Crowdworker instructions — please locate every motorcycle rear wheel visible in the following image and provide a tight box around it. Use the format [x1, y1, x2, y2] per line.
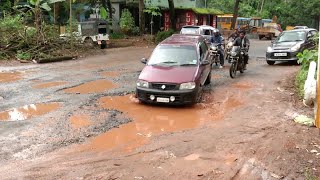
[229, 62, 237, 78]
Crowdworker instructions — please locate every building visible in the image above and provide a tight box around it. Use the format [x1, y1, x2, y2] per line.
[144, 0, 223, 30]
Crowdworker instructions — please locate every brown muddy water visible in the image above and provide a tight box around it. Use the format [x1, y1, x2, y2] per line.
[81, 92, 243, 152]
[0, 103, 61, 121]
[0, 72, 21, 83]
[64, 80, 117, 94]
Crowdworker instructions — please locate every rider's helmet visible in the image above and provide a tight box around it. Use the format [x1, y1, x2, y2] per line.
[213, 29, 220, 37]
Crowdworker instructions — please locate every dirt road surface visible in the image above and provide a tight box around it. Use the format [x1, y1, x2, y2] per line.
[0, 40, 319, 179]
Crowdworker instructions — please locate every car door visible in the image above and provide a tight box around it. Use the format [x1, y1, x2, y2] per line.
[199, 41, 211, 85]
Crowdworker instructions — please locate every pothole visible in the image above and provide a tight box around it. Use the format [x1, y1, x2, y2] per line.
[64, 80, 117, 94]
[0, 72, 22, 83]
[0, 102, 61, 121]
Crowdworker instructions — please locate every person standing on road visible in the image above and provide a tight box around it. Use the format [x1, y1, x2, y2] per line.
[233, 31, 250, 69]
[210, 29, 225, 68]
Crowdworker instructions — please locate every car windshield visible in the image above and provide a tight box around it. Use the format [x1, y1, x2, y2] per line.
[276, 31, 306, 42]
[180, 27, 199, 34]
[148, 45, 198, 66]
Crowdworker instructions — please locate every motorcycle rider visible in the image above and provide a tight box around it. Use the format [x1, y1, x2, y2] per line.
[210, 29, 224, 68]
[233, 31, 250, 69]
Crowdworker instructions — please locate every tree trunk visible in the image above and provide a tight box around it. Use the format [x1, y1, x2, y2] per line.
[106, 0, 113, 32]
[139, 0, 145, 35]
[230, 0, 241, 30]
[260, 0, 265, 13]
[168, 0, 176, 31]
[101, 0, 113, 32]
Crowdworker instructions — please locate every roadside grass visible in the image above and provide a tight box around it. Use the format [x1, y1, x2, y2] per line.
[295, 68, 308, 98]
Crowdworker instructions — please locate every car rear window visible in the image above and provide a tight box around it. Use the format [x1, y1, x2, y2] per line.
[180, 27, 199, 34]
[276, 31, 306, 42]
[148, 45, 198, 66]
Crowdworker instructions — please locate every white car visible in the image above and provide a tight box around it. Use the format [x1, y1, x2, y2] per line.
[180, 25, 223, 44]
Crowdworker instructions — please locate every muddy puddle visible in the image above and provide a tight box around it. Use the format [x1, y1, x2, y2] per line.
[64, 80, 117, 94]
[69, 114, 91, 129]
[82, 93, 243, 151]
[33, 81, 67, 89]
[0, 72, 21, 83]
[0, 103, 61, 121]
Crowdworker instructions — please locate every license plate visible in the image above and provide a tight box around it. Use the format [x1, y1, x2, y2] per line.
[156, 97, 170, 103]
[274, 53, 287, 56]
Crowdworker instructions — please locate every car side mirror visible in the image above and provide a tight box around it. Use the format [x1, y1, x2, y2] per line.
[201, 60, 210, 66]
[141, 58, 148, 64]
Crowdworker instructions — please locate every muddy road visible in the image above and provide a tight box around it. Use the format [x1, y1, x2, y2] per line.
[0, 40, 319, 179]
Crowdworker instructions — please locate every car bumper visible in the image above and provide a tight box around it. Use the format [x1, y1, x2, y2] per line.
[266, 51, 299, 61]
[136, 87, 198, 105]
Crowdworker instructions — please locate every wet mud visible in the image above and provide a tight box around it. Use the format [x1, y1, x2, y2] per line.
[69, 114, 91, 129]
[100, 71, 120, 78]
[0, 103, 61, 121]
[33, 81, 67, 89]
[0, 72, 21, 83]
[64, 80, 117, 94]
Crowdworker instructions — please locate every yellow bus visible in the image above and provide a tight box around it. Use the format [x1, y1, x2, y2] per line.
[217, 14, 251, 30]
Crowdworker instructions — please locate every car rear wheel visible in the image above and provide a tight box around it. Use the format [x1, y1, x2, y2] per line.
[267, 60, 275, 65]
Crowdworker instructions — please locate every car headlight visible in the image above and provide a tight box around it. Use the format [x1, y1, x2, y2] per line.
[267, 46, 273, 52]
[179, 82, 196, 90]
[211, 46, 217, 51]
[136, 80, 149, 88]
[231, 51, 237, 56]
[291, 44, 301, 51]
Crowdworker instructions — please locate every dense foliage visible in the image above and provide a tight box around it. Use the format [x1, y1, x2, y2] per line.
[208, 0, 320, 28]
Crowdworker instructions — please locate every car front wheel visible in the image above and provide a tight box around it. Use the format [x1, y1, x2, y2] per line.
[267, 60, 275, 65]
[205, 71, 211, 85]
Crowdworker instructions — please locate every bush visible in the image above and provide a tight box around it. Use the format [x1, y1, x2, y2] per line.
[109, 32, 125, 39]
[119, 9, 135, 35]
[295, 49, 318, 97]
[16, 51, 31, 60]
[131, 26, 140, 36]
[155, 29, 174, 43]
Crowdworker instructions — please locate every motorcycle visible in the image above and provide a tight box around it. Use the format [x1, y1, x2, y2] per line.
[229, 46, 247, 78]
[209, 43, 223, 66]
[225, 38, 234, 62]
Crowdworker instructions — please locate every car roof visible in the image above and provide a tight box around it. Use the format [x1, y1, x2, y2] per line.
[284, 28, 317, 33]
[159, 34, 204, 46]
[181, 25, 216, 29]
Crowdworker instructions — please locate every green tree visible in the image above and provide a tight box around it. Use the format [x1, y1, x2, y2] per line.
[119, 9, 135, 35]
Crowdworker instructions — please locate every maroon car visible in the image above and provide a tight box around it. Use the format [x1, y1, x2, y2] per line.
[136, 34, 212, 105]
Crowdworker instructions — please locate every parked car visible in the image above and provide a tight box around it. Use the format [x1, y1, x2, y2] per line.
[136, 34, 212, 105]
[180, 25, 222, 44]
[266, 28, 318, 65]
